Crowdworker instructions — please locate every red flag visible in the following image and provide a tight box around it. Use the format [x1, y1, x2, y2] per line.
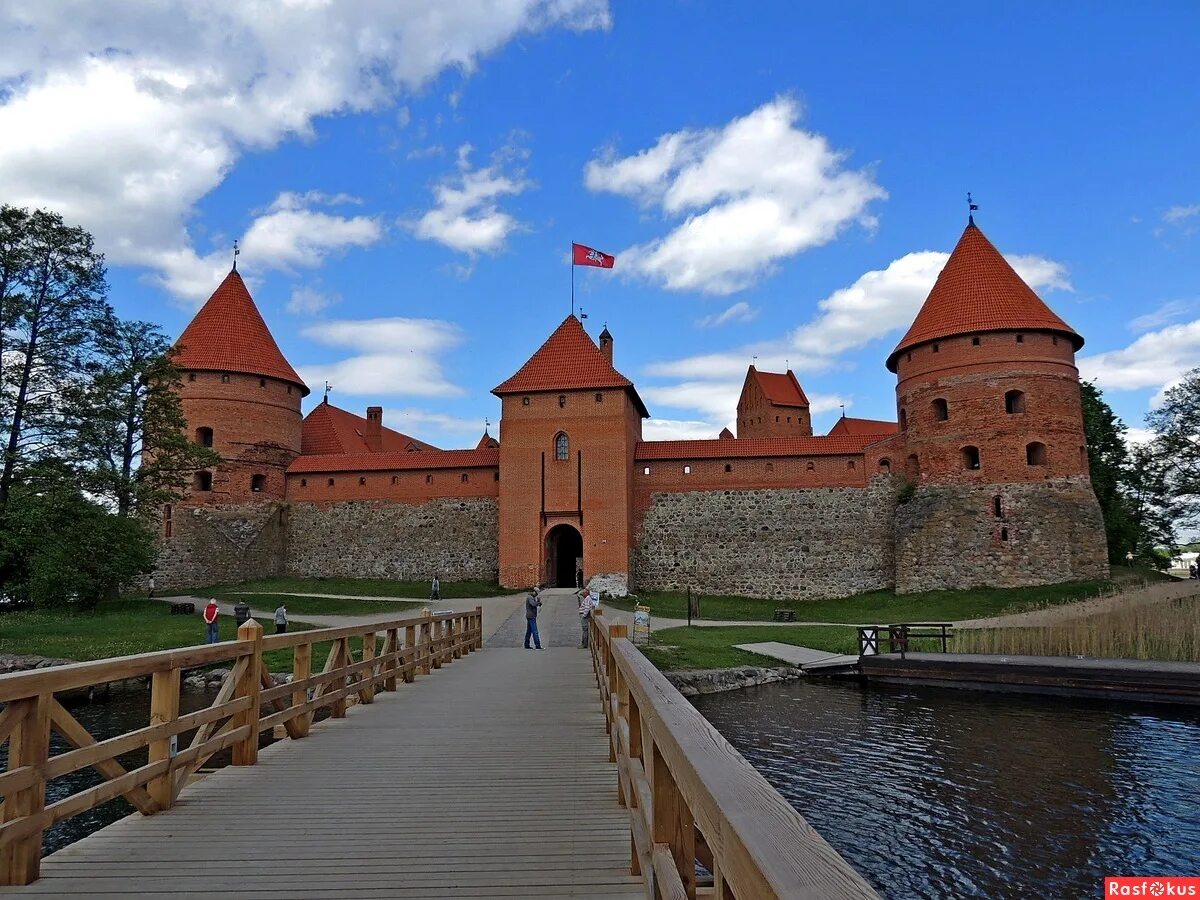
[572, 242, 615, 268]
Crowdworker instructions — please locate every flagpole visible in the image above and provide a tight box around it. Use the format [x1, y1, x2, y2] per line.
[570, 242, 575, 317]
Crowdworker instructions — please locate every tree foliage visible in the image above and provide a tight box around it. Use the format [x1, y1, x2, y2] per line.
[1145, 369, 1200, 528]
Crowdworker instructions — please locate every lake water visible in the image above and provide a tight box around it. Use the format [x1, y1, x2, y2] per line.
[693, 679, 1200, 899]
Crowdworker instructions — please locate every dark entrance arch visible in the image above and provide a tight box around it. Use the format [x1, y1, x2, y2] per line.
[545, 524, 583, 588]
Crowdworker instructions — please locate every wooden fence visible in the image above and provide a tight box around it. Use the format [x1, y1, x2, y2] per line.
[0, 607, 482, 886]
[589, 612, 878, 900]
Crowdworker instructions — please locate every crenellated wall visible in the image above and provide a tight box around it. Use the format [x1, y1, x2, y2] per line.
[632, 479, 899, 600]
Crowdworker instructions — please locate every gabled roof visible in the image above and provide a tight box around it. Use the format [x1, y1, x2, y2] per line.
[827, 416, 899, 437]
[887, 222, 1083, 371]
[635, 434, 888, 461]
[718, 427, 735, 440]
[492, 316, 649, 417]
[748, 367, 809, 408]
[476, 430, 500, 449]
[288, 447, 498, 475]
[301, 402, 439, 455]
[174, 269, 309, 394]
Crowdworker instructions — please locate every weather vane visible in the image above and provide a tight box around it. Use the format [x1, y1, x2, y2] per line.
[323, 380, 332, 403]
[839, 402, 846, 418]
[967, 192, 979, 225]
[232, 239, 240, 272]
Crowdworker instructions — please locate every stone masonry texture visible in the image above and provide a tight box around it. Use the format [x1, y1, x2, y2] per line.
[154, 501, 287, 590]
[894, 477, 1109, 593]
[632, 481, 898, 600]
[286, 499, 498, 582]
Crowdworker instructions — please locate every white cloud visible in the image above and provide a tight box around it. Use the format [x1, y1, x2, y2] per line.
[1079, 319, 1200, 393]
[1129, 299, 1196, 333]
[0, 2, 609, 299]
[696, 301, 759, 328]
[1163, 204, 1200, 224]
[585, 96, 886, 294]
[411, 144, 530, 254]
[1125, 427, 1156, 447]
[383, 407, 488, 439]
[287, 285, 339, 316]
[299, 317, 465, 398]
[642, 418, 727, 441]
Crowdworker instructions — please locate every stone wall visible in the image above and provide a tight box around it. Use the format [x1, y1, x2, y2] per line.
[154, 501, 287, 589]
[286, 498, 498, 581]
[632, 480, 898, 600]
[894, 477, 1109, 593]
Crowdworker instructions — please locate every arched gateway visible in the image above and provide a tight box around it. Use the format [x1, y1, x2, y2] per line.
[545, 524, 583, 588]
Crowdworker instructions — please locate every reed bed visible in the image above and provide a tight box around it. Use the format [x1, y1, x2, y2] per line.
[954, 594, 1200, 662]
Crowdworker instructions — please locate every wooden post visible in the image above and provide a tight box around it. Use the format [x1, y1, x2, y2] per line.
[292, 641, 312, 737]
[606, 624, 626, 762]
[627, 692, 643, 876]
[331, 638, 349, 718]
[431, 620, 443, 670]
[382, 629, 398, 692]
[359, 631, 376, 703]
[475, 606, 484, 649]
[232, 619, 263, 766]
[0, 694, 50, 885]
[652, 741, 697, 899]
[148, 668, 181, 809]
[404, 624, 417, 683]
[420, 617, 433, 674]
[446, 616, 458, 661]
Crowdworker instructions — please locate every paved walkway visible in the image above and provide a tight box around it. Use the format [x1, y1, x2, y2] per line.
[487, 589, 588, 649]
[9, 641, 640, 897]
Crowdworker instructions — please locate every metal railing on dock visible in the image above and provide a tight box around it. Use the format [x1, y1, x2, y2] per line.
[0, 607, 482, 886]
[589, 611, 878, 900]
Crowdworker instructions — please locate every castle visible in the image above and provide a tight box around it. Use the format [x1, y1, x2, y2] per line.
[154, 220, 1110, 597]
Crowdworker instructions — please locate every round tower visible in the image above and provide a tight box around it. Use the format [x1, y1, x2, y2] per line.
[173, 267, 308, 503]
[887, 221, 1089, 486]
[886, 219, 1108, 592]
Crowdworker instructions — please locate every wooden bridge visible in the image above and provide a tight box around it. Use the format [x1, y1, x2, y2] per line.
[0, 594, 876, 899]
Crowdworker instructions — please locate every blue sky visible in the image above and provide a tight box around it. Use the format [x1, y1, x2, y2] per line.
[3, 2, 1198, 446]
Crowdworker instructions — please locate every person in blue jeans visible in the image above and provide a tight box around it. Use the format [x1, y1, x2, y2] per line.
[524, 587, 543, 650]
[203, 599, 220, 644]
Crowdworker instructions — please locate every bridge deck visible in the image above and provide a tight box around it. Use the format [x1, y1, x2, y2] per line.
[6, 597, 641, 898]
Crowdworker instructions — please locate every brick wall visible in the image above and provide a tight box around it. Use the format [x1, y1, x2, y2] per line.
[736, 374, 812, 438]
[153, 501, 288, 589]
[284, 466, 499, 503]
[632, 479, 898, 600]
[286, 498, 498, 581]
[894, 477, 1109, 592]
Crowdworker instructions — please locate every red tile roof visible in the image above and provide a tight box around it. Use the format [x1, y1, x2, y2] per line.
[887, 222, 1082, 371]
[476, 430, 500, 449]
[827, 416, 899, 437]
[635, 434, 887, 461]
[288, 447, 499, 475]
[750, 367, 809, 407]
[301, 402, 439, 455]
[174, 269, 308, 394]
[493, 316, 649, 416]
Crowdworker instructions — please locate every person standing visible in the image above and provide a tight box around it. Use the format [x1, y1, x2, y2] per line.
[524, 587, 543, 650]
[274, 603, 288, 634]
[430, 574, 441, 602]
[147, 575, 156, 601]
[203, 599, 220, 644]
[578, 588, 595, 649]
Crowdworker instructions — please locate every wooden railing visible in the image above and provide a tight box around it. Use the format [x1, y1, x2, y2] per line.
[589, 612, 878, 900]
[0, 606, 482, 885]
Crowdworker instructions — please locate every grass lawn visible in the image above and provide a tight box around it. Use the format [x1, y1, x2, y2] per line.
[214, 593, 424, 617]
[605, 567, 1174, 625]
[179, 575, 519, 600]
[640, 625, 860, 670]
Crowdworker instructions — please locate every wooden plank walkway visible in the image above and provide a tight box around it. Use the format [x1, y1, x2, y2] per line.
[3, 642, 642, 898]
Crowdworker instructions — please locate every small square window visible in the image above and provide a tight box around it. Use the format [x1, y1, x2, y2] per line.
[287, 385, 292, 394]
[221, 374, 230, 383]
[1052, 336, 1059, 345]
[327, 478, 334, 487]
[643, 467, 650, 476]
[300, 478, 307, 487]
[558, 394, 566, 408]
[426, 474, 433, 484]
[259, 378, 266, 387]
[932, 343, 939, 353]
[595, 392, 603, 403]
[972, 336, 980, 346]
[188, 373, 196, 382]
[724, 464, 731, 473]
[683, 465, 691, 475]
[522, 397, 530, 406]
[1016, 334, 1024, 343]
[359, 476, 366, 486]
[461, 473, 469, 483]
[391, 475, 398, 485]
[494, 472, 500, 481]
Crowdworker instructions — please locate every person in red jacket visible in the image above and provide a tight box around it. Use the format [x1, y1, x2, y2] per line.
[203, 599, 220, 644]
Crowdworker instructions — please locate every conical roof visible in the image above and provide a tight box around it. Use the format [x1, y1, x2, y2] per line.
[493, 316, 648, 416]
[886, 222, 1082, 372]
[174, 270, 309, 394]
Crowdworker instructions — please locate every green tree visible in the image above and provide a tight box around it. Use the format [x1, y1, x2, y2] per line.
[1124, 441, 1178, 566]
[66, 314, 219, 517]
[1080, 380, 1138, 561]
[0, 206, 109, 508]
[1145, 368, 1200, 527]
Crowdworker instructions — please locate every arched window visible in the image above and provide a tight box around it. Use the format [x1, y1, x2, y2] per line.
[1000, 527, 1010, 541]
[327, 478, 335, 487]
[899, 408, 908, 431]
[195, 426, 213, 447]
[300, 478, 307, 488]
[879, 458, 891, 473]
[806, 461, 815, 472]
[993, 495, 1003, 518]
[1026, 442, 1047, 466]
[426, 474, 433, 484]
[847, 460, 856, 470]
[359, 476, 366, 486]
[194, 471, 212, 491]
[724, 464, 731, 473]
[1006, 390, 1026, 414]
[683, 465, 691, 475]
[251, 474, 266, 492]
[461, 473, 469, 483]
[391, 475, 398, 485]
[932, 398, 948, 421]
[554, 432, 569, 461]
[962, 446, 981, 470]
[558, 394, 567, 408]
[765, 462, 775, 474]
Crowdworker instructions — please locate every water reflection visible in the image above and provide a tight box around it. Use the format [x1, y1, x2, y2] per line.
[693, 680, 1200, 899]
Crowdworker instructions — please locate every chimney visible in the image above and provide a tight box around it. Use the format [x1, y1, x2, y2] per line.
[599, 325, 613, 364]
[365, 406, 383, 452]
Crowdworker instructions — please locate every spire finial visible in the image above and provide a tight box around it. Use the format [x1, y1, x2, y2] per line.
[484, 416, 491, 436]
[323, 380, 332, 404]
[232, 238, 240, 272]
[839, 402, 846, 419]
[967, 192, 979, 226]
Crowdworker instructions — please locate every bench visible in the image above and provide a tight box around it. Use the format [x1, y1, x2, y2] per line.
[169, 601, 195, 615]
[773, 608, 796, 622]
